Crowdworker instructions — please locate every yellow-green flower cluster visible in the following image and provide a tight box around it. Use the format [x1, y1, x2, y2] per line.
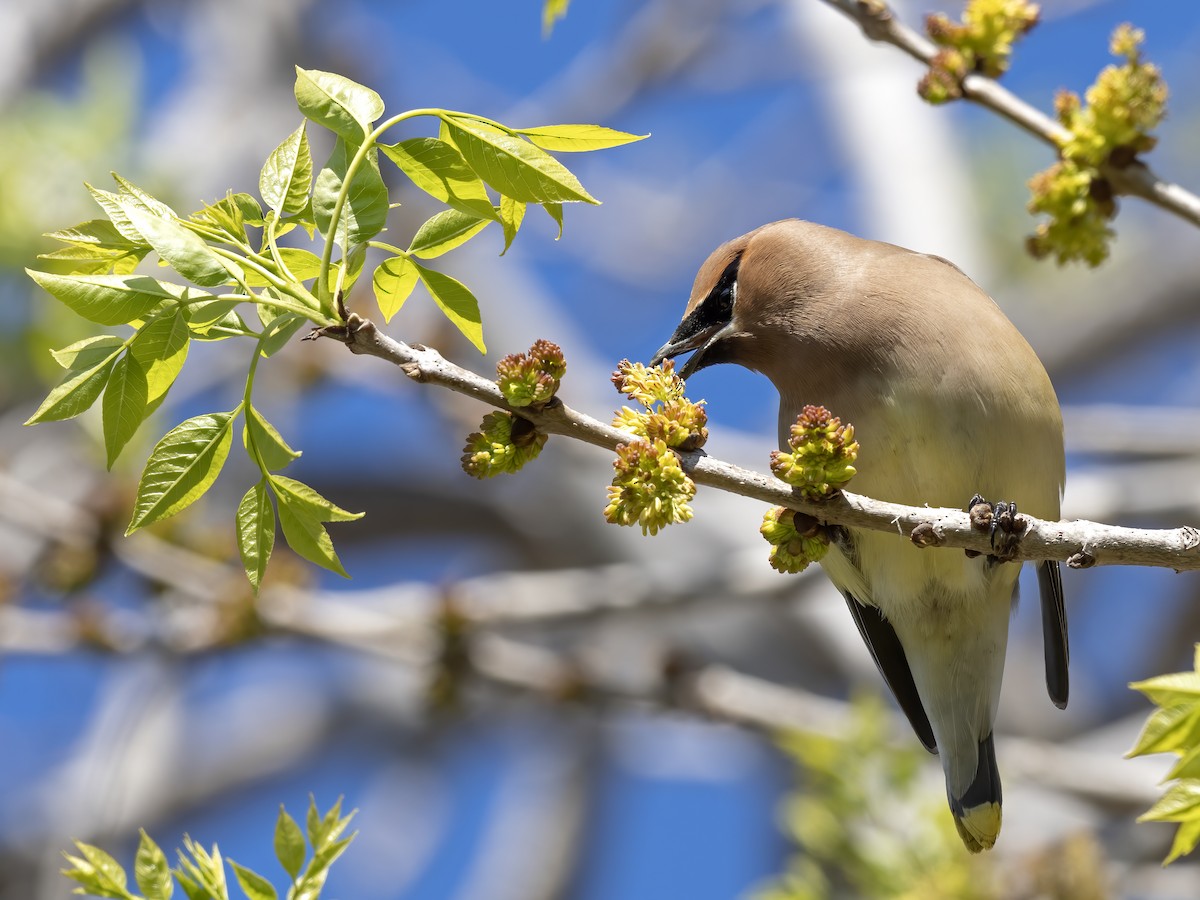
[919, 0, 1040, 102]
[461, 411, 547, 478]
[770, 405, 859, 501]
[1027, 24, 1168, 266]
[604, 438, 695, 536]
[496, 338, 567, 410]
[604, 359, 706, 536]
[611, 358, 708, 452]
[760, 507, 829, 574]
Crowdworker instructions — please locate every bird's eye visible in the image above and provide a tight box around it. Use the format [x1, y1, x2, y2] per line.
[696, 255, 740, 329]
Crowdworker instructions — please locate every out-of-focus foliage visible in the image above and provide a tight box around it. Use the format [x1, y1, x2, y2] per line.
[753, 696, 1113, 899]
[752, 695, 998, 900]
[64, 798, 356, 900]
[1129, 645, 1200, 864]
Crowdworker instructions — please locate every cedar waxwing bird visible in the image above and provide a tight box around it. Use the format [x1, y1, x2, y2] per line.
[652, 219, 1068, 852]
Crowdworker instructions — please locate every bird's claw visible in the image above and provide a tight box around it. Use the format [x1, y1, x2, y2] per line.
[967, 494, 1023, 563]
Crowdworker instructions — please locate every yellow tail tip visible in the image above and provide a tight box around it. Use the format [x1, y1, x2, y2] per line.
[953, 802, 1002, 853]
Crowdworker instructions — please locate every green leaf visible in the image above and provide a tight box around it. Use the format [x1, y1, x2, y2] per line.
[371, 255, 420, 323]
[259, 312, 307, 357]
[185, 299, 248, 332]
[1128, 704, 1200, 757]
[245, 406, 301, 471]
[312, 137, 389, 249]
[244, 247, 323, 287]
[515, 123, 647, 151]
[112, 172, 177, 220]
[1168, 742, 1200, 781]
[260, 123, 313, 216]
[380, 138, 499, 222]
[543, 202, 564, 239]
[131, 308, 191, 403]
[62, 841, 133, 900]
[1131, 671, 1200, 707]
[413, 261, 486, 352]
[27, 339, 123, 424]
[1165, 813, 1200, 864]
[274, 806, 306, 880]
[270, 475, 362, 523]
[135, 829, 174, 900]
[121, 204, 234, 288]
[294, 67, 384, 141]
[442, 115, 598, 204]
[87, 183, 149, 243]
[50, 334, 125, 369]
[127, 412, 235, 533]
[176, 837, 229, 900]
[230, 862, 277, 900]
[542, 0, 570, 36]
[497, 195, 525, 255]
[26, 270, 205, 326]
[37, 242, 148, 276]
[271, 476, 362, 578]
[1139, 779, 1200, 823]
[328, 243, 368, 295]
[408, 209, 491, 259]
[46, 218, 138, 248]
[102, 353, 149, 468]
[236, 480, 275, 591]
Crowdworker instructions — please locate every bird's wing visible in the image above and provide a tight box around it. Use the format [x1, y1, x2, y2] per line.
[843, 592, 937, 752]
[1037, 561, 1069, 708]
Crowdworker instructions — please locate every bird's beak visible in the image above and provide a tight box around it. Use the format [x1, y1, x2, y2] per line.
[651, 321, 731, 380]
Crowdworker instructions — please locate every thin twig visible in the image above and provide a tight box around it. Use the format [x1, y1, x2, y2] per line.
[816, 0, 1200, 228]
[320, 316, 1200, 572]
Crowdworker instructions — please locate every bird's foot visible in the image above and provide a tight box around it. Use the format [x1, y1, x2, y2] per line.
[967, 494, 1023, 563]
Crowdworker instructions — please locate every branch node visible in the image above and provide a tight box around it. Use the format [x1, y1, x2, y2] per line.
[910, 522, 945, 548]
[1067, 549, 1097, 569]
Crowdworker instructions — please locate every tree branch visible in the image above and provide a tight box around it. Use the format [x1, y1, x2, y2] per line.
[817, 0, 1200, 228]
[319, 315, 1200, 571]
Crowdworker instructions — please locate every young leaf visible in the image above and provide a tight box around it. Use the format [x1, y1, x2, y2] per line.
[87, 183, 148, 243]
[61, 841, 132, 899]
[50, 334, 125, 369]
[441, 115, 598, 204]
[380, 138, 499, 223]
[543, 0, 570, 36]
[515, 123, 647, 151]
[270, 476, 362, 578]
[312, 138, 389, 249]
[27, 340, 123, 424]
[245, 406, 301, 471]
[543, 202, 564, 239]
[127, 412, 236, 533]
[135, 829, 174, 900]
[44, 217, 148, 275]
[294, 67, 384, 141]
[1128, 704, 1200, 758]
[121, 204, 234, 288]
[102, 353, 149, 468]
[497, 195, 525, 255]
[274, 806, 306, 880]
[372, 255, 419, 322]
[112, 172, 178, 220]
[1165, 814, 1200, 865]
[236, 480, 275, 591]
[243, 247, 323, 287]
[257, 311, 307, 358]
[328, 243, 368, 296]
[412, 261, 486, 352]
[26, 270, 202, 326]
[230, 862, 277, 900]
[190, 192, 262, 243]
[176, 837, 229, 900]
[130, 308, 191, 404]
[270, 475, 362, 523]
[260, 122, 313, 216]
[408, 209, 491, 259]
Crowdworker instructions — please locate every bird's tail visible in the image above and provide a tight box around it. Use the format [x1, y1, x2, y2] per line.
[948, 733, 1002, 853]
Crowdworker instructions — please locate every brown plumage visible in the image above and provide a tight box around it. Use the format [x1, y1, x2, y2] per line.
[653, 219, 1068, 852]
